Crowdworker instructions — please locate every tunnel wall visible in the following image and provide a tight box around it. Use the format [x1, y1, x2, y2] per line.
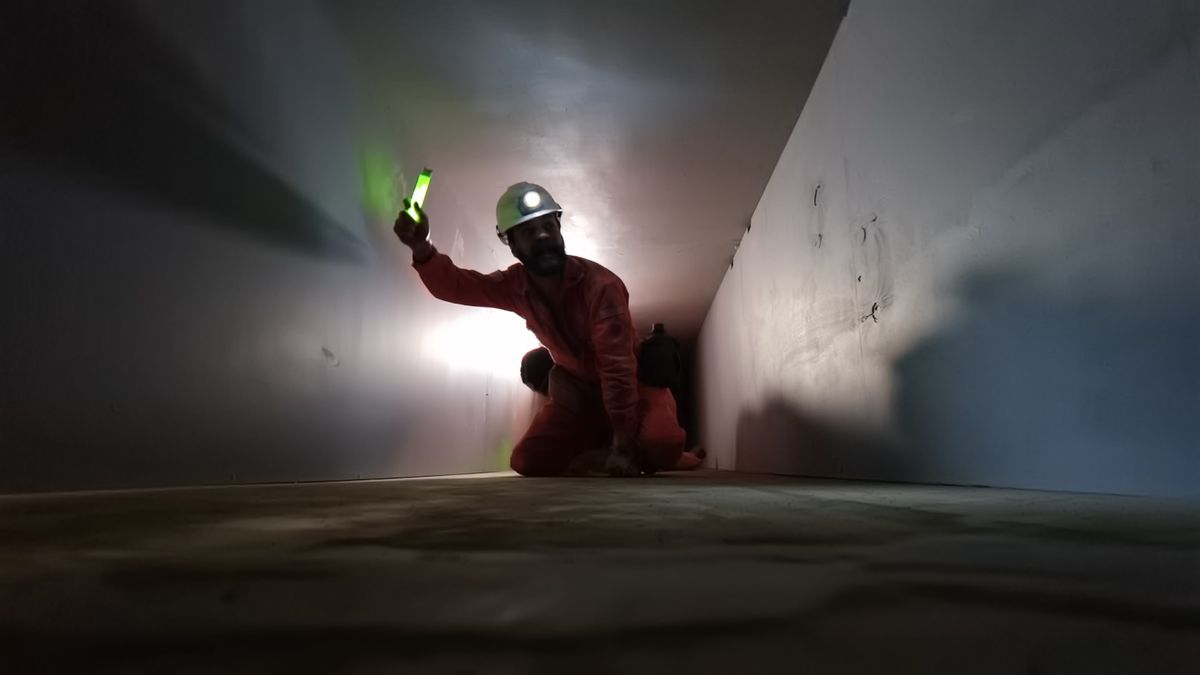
[696, 0, 1199, 497]
[1, 1, 537, 492]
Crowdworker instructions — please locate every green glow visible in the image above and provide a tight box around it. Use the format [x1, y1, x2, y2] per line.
[490, 438, 515, 471]
[405, 168, 433, 222]
[359, 149, 401, 220]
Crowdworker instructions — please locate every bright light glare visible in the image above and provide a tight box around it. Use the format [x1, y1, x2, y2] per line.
[564, 214, 602, 262]
[522, 190, 542, 209]
[421, 310, 540, 378]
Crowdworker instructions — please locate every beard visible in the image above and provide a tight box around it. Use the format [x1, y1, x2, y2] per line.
[517, 241, 567, 277]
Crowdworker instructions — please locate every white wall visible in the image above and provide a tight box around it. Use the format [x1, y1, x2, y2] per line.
[1, 1, 537, 491]
[697, 0, 1199, 497]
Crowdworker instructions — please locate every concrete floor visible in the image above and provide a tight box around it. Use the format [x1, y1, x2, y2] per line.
[1, 471, 1197, 673]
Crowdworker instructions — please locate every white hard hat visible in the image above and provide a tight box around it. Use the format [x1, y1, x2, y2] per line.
[496, 182, 562, 237]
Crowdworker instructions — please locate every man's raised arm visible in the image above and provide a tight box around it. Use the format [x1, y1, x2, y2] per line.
[394, 201, 516, 311]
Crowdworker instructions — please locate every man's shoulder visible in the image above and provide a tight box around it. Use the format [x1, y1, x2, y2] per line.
[492, 261, 525, 282]
[569, 257, 629, 319]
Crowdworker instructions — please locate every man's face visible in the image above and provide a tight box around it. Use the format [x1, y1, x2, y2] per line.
[507, 213, 566, 277]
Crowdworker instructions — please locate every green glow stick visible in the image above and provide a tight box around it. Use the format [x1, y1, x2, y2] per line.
[406, 168, 433, 222]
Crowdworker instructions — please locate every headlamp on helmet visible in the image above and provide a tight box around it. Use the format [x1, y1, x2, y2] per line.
[496, 182, 563, 244]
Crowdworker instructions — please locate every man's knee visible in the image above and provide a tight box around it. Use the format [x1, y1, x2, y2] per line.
[509, 445, 559, 477]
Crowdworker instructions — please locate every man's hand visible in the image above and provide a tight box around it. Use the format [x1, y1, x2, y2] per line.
[394, 200, 434, 263]
[563, 440, 642, 478]
[603, 435, 643, 477]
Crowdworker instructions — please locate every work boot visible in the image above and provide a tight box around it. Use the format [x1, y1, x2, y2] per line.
[671, 450, 703, 471]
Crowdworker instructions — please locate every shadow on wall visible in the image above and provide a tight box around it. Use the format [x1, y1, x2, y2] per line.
[2, 1, 365, 263]
[0, 1, 433, 491]
[734, 266, 1198, 498]
[736, 399, 912, 482]
[893, 267, 1198, 498]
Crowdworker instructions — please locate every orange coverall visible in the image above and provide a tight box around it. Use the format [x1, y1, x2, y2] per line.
[414, 250, 686, 475]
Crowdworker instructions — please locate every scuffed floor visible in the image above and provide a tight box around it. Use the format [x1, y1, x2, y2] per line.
[1, 470, 1197, 673]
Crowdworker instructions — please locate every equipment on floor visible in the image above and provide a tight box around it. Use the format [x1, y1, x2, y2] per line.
[638, 323, 683, 389]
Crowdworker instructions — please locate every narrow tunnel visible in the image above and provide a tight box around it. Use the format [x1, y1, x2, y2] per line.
[2, 1, 1198, 672]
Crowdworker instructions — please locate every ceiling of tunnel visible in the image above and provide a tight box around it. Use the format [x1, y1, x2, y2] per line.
[326, 0, 848, 341]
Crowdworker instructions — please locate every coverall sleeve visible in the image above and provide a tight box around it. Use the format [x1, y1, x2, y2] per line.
[413, 249, 517, 312]
[589, 283, 640, 439]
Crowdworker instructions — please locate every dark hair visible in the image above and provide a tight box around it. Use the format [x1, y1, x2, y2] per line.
[520, 347, 554, 395]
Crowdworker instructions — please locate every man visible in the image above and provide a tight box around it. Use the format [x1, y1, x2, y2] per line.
[638, 323, 683, 390]
[520, 341, 704, 471]
[637, 323, 706, 469]
[394, 182, 687, 477]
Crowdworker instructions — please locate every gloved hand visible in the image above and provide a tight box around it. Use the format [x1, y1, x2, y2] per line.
[393, 200, 434, 263]
[603, 435, 643, 477]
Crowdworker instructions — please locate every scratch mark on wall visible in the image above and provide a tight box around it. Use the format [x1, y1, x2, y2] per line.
[860, 301, 880, 323]
[321, 347, 339, 367]
[852, 214, 893, 328]
[810, 180, 826, 249]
